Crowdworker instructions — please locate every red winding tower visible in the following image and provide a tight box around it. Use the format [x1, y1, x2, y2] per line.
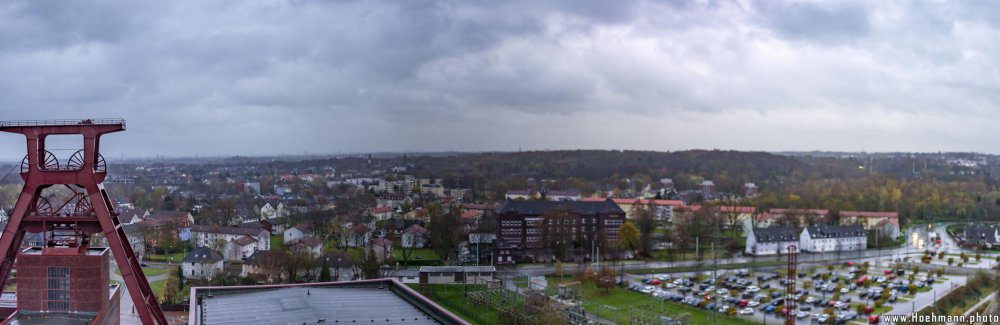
[0, 119, 166, 324]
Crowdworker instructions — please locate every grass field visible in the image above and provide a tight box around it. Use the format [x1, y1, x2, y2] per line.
[407, 284, 495, 325]
[115, 266, 172, 277]
[567, 280, 756, 324]
[146, 252, 186, 263]
[270, 236, 285, 250]
[394, 247, 442, 265]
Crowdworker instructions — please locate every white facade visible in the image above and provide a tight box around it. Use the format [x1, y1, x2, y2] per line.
[799, 226, 867, 253]
[191, 227, 270, 252]
[744, 228, 797, 256]
[284, 227, 307, 244]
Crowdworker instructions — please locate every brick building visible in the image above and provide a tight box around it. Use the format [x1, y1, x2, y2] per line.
[495, 199, 625, 264]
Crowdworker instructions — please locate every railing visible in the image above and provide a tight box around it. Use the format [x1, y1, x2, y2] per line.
[0, 118, 125, 128]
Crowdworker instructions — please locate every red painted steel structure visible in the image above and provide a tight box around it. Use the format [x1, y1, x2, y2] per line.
[0, 119, 166, 325]
[785, 245, 797, 325]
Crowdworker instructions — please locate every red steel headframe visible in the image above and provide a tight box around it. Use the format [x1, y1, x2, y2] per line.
[0, 119, 167, 325]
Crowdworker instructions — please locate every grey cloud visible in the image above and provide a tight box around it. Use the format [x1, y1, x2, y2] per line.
[0, 0, 998, 156]
[754, 1, 871, 42]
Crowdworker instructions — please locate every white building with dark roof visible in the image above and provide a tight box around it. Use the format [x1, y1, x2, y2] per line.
[183, 246, 225, 280]
[799, 225, 867, 253]
[745, 227, 797, 256]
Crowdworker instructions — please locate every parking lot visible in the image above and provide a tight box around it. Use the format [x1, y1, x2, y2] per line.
[624, 257, 967, 324]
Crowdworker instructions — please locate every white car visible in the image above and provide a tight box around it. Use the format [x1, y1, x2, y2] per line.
[748, 301, 760, 307]
[665, 283, 676, 289]
[739, 307, 754, 315]
[718, 306, 730, 313]
[816, 314, 830, 322]
[805, 296, 815, 304]
[716, 289, 729, 295]
[840, 288, 849, 294]
[796, 311, 809, 319]
[834, 301, 844, 309]
[673, 279, 684, 285]
[746, 286, 760, 293]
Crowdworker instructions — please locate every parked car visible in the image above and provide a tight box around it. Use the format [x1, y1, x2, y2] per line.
[739, 307, 754, 315]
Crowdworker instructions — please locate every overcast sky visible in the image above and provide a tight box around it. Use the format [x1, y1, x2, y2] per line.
[1, 0, 999, 159]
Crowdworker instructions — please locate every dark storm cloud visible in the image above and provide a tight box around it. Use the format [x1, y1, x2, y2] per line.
[0, 0, 999, 157]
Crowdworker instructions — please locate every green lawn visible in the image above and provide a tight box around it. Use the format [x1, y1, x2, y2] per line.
[572, 281, 755, 325]
[406, 284, 495, 325]
[394, 247, 442, 265]
[150, 280, 165, 300]
[114, 266, 173, 277]
[270, 236, 285, 250]
[146, 252, 186, 263]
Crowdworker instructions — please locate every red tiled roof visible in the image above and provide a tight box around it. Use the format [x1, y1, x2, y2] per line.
[840, 211, 898, 218]
[297, 236, 323, 247]
[293, 223, 313, 232]
[404, 224, 429, 234]
[463, 203, 496, 211]
[371, 237, 393, 248]
[461, 211, 482, 219]
[769, 208, 829, 215]
[233, 235, 258, 246]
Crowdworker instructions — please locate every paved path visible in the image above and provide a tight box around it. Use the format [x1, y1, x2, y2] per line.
[110, 260, 173, 325]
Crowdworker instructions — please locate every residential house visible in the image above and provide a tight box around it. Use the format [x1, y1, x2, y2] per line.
[964, 226, 1000, 247]
[401, 224, 429, 248]
[182, 247, 225, 280]
[340, 222, 373, 248]
[745, 227, 797, 256]
[799, 225, 867, 253]
[288, 236, 323, 258]
[839, 211, 900, 239]
[283, 224, 314, 244]
[140, 210, 195, 242]
[370, 237, 393, 263]
[190, 225, 270, 258]
[582, 198, 683, 223]
[371, 206, 395, 221]
[744, 208, 829, 234]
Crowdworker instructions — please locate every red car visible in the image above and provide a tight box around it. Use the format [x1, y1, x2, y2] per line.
[883, 269, 892, 275]
[868, 315, 879, 324]
[864, 306, 873, 314]
[650, 279, 662, 285]
[845, 261, 854, 266]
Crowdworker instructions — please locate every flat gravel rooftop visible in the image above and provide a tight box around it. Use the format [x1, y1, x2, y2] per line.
[200, 286, 440, 325]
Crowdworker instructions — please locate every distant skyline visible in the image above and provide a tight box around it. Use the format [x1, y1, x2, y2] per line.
[2, 1, 1000, 160]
